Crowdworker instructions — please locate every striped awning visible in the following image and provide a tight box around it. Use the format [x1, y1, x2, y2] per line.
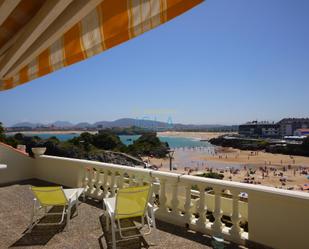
[0, 0, 203, 91]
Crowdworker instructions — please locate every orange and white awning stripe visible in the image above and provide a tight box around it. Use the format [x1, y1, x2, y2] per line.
[0, 0, 203, 91]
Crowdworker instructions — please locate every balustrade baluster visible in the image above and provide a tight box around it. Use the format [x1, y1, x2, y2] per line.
[171, 182, 179, 215]
[87, 168, 94, 196]
[212, 187, 223, 237]
[158, 179, 167, 214]
[89, 168, 98, 197]
[129, 174, 134, 187]
[230, 190, 242, 242]
[95, 170, 104, 200]
[83, 167, 90, 194]
[196, 185, 206, 230]
[148, 175, 155, 206]
[137, 176, 144, 186]
[102, 170, 109, 198]
[110, 171, 116, 197]
[184, 184, 192, 225]
[118, 171, 124, 189]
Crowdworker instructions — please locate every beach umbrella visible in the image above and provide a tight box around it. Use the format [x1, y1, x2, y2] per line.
[0, 0, 204, 91]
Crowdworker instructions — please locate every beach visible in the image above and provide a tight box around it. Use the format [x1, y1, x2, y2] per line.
[157, 131, 235, 140]
[146, 132, 309, 192]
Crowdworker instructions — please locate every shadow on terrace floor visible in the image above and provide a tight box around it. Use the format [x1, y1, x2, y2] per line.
[10, 206, 67, 247]
[98, 214, 248, 249]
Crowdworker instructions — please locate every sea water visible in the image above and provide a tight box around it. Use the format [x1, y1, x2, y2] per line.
[6, 132, 242, 169]
[6, 133, 211, 149]
[119, 135, 211, 148]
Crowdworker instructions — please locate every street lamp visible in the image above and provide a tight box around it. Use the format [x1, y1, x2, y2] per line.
[168, 149, 174, 171]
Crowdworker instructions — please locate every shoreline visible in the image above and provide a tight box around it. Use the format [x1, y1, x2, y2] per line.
[144, 143, 309, 191]
[157, 131, 235, 140]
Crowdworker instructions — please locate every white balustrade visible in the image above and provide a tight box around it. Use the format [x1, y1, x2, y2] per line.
[31, 155, 309, 249]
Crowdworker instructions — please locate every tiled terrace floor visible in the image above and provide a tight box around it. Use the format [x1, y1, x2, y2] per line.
[0, 180, 247, 249]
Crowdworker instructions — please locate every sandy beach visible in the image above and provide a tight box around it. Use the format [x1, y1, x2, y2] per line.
[145, 148, 309, 191]
[145, 132, 309, 192]
[157, 131, 235, 140]
[200, 147, 309, 166]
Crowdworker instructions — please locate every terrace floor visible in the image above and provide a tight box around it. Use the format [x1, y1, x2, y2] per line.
[0, 179, 247, 249]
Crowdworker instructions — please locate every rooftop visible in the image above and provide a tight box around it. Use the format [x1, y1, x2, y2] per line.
[1, 179, 247, 249]
[278, 118, 309, 123]
[241, 121, 277, 126]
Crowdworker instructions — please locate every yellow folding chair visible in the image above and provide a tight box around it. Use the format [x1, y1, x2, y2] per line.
[103, 185, 157, 249]
[28, 186, 84, 232]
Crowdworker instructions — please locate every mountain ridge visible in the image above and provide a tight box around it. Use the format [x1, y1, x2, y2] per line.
[11, 118, 236, 130]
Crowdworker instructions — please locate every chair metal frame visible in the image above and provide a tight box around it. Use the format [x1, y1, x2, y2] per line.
[103, 185, 157, 249]
[27, 186, 84, 232]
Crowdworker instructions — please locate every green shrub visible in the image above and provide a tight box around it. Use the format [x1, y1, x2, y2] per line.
[195, 172, 224, 180]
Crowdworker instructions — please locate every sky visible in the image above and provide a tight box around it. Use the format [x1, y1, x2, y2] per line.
[1, 0, 309, 126]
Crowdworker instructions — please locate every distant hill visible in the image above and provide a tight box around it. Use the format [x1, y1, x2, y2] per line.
[94, 118, 171, 129]
[74, 122, 94, 128]
[12, 121, 73, 128]
[51, 121, 74, 127]
[12, 122, 43, 128]
[11, 118, 238, 131]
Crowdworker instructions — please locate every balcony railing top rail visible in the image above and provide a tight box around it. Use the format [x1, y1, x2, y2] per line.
[41, 155, 309, 200]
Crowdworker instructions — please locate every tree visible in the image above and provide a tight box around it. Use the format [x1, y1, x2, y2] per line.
[196, 172, 224, 180]
[14, 132, 25, 141]
[302, 137, 309, 151]
[0, 122, 5, 142]
[127, 133, 169, 158]
[92, 132, 125, 151]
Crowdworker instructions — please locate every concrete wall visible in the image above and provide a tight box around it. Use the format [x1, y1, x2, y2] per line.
[0, 142, 34, 184]
[34, 155, 84, 188]
[248, 189, 309, 249]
